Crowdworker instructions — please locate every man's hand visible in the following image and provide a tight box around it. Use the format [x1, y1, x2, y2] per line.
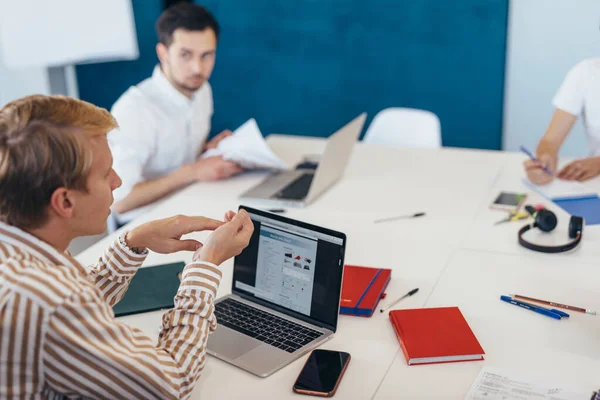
[204, 129, 233, 151]
[524, 153, 556, 185]
[125, 215, 224, 253]
[185, 155, 243, 182]
[557, 157, 600, 181]
[193, 210, 254, 265]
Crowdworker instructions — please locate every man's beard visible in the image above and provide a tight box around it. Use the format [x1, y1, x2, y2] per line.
[174, 74, 205, 93]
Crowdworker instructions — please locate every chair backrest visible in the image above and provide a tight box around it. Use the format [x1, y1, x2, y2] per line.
[363, 108, 441, 148]
[106, 211, 118, 234]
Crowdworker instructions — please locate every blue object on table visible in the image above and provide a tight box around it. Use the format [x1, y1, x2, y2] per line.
[500, 295, 562, 320]
[549, 308, 570, 318]
[554, 197, 600, 225]
[523, 178, 600, 225]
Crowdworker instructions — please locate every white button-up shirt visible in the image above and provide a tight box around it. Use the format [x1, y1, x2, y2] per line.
[109, 65, 213, 223]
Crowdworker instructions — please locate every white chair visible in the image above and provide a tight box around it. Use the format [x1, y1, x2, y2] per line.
[106, 211, 119, 234]
[362, 108, 442, 148]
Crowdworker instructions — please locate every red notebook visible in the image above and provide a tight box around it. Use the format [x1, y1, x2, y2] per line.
[340, 265, 391, 317]
[389, 307, 485, 365]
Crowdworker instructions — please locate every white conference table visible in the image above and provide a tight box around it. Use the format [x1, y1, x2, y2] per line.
[78, 135, 600, 399]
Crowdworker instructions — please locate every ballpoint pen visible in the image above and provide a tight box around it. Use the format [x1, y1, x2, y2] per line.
[520, 145, 553, 175]
[500, 295, 562, 320]
[380, 288, 419, 313]
[511, 293, 595, 315]
[512, 297, 570, 318]
[374, 213, 426, 224]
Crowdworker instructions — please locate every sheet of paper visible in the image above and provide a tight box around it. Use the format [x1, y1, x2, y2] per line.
[524, 178, 598, 201]
[464, 367, 591, 400]
[203, 119, 289, 170]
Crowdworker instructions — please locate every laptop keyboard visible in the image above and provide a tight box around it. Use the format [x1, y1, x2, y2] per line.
[274, 173, 314, 200]
[214, 298, 323, 353]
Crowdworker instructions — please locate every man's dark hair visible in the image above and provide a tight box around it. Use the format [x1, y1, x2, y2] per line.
[156, 2, 220, 46]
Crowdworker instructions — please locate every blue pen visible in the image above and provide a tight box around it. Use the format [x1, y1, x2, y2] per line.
[511, 297, 570, 318]
[500, 295, 562, 320]
[549, 308, 570, 318]
[519, 145, 553, 175]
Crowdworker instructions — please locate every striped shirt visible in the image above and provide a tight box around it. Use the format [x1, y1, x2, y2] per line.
[0, 221, 222, 399]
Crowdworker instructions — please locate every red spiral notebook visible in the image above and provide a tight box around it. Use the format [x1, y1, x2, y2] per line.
[339, 265, 391, 317]
[389, 307, 485, 365]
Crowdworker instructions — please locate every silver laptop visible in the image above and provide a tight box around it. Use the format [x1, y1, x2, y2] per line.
[207, 205, 346, 377]
[239, 113, 367, 208]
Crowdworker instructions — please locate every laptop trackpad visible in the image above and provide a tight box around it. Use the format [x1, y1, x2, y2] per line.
[208, 325, 261, 360]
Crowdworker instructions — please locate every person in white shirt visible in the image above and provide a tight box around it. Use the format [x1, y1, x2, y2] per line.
[525, 58, 600, 184]
[109, 3, 242, 225]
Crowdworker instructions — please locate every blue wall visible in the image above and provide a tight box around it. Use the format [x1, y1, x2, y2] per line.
[77, 0, 162, 110]
[77, 0, 508, 150]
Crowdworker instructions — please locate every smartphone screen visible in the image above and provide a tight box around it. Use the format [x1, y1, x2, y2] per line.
[293, 350, 350, 396]
[493, 192, 525, 207]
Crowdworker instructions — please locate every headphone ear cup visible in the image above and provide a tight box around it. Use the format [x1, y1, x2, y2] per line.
[535, 210, 558, 232]
[569, 216, 584, 238]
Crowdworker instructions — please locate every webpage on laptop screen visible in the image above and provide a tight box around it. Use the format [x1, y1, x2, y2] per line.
[237, 223, 317, 316]
[233, 212, 344, 327]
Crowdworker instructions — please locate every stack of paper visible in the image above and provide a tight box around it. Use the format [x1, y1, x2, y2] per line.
[203, 119, 288, 171]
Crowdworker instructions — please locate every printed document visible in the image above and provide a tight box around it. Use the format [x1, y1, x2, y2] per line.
[464, 367, 591, 400]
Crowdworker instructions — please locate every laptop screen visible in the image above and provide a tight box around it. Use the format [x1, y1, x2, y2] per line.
[232, 206, 346, 332]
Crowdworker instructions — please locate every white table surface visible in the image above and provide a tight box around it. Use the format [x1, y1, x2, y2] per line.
[374, 249, 600, 399]
[77, 135, 600, 399]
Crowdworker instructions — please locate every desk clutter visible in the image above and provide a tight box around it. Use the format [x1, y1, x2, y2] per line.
[492, 198, 585, 254]
[525, 177, 600, 225]
[517, 206, 584, 254]
[90, 138, 600, 399]
[501, 294, 596, 318]
[501, 295, 569, 320]
[340, 266, 486, 366]
[111, 203, 597, 396]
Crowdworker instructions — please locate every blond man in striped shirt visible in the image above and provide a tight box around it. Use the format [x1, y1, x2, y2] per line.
[0, 95, 253, 399]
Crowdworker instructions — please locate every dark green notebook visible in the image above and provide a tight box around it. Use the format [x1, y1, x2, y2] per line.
[112, 261, 185, 317]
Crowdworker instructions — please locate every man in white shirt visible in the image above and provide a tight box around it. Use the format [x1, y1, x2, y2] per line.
[524, 58, 600, 184]
[109, 3, 242, 225]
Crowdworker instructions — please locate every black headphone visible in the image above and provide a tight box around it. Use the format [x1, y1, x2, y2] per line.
[518, 205, 584, 253]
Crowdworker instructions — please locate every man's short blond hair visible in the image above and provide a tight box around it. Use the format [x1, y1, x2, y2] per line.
[0, 95, 118, 229]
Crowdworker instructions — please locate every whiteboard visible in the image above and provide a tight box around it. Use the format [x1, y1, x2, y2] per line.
[0, 0, 139, 68]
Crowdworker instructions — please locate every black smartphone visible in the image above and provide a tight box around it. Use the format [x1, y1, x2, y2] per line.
[292, 349, 351, 397]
